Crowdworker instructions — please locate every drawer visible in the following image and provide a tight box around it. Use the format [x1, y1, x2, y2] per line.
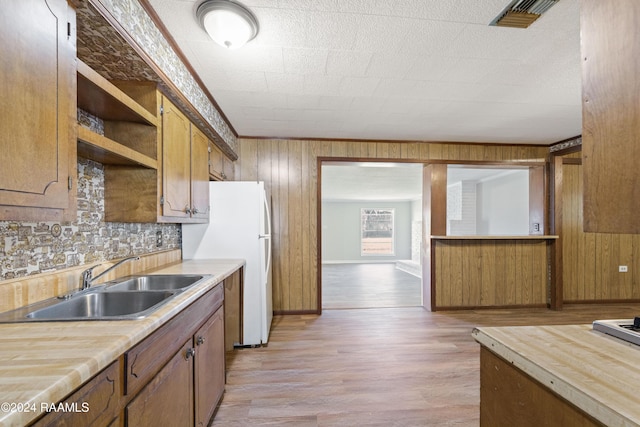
[31, 360, 121, 427]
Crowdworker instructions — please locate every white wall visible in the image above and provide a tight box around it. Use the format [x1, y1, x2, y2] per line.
[476, 170, 529, 235]
[322, 200, 412, 262]
[410, 199, 422, 263]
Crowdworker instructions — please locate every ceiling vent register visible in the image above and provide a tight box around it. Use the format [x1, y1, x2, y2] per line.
[490, 0, 559, 28]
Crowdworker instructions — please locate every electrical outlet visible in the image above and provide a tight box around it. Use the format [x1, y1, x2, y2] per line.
[533, 223, 540, 232]
[619, 265, 628, 273]
[156, 231, 163, 247]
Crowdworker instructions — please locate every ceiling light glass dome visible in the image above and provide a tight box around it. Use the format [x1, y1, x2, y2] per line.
[196, 0, 259, 49]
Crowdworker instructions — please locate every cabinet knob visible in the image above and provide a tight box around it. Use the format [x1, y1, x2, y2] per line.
[192, 207, 199, 214]
[185, 347, 196, 359]
[185, 206, 192, 214]
[196, 336, 205, 345]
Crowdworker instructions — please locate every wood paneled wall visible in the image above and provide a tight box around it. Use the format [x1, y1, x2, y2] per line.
[236, 138, 548, 313]
[434, 240, 548, 309]
[562, 163, 640, 301]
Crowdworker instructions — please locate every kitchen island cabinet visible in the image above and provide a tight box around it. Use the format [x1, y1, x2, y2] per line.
[473, 324, 640, 426]
[0, 0, 77, 222]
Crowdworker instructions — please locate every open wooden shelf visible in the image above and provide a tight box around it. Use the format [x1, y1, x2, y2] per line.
[77, 60, 158, 126]
[76, 59, 159, 171]
[77, 126, 157, 169]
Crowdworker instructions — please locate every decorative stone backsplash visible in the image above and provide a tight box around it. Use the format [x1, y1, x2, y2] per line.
[77, 108, 104, 134]
[0, 158, 180, 280]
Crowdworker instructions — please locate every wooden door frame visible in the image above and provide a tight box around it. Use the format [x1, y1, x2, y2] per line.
[316, 157, 426, 314]
[549, 140, 582, 310]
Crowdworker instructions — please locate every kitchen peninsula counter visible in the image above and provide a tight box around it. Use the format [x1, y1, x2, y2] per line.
[473, 324, 640, 426]
[0, 258, 244, 427]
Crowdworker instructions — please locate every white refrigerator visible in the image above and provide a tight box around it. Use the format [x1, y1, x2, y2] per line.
[182, 181, 273, 346]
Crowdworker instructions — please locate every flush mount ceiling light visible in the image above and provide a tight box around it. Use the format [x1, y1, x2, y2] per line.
[196, 0, 259, 49]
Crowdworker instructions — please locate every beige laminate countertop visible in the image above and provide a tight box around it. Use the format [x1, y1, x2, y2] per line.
[0, 259, 244, 427]
[473, 324, 640, 427]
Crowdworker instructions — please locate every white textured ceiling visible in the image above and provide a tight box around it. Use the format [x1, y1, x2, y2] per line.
[322, 163, 423, 201]
[147, 0, 582, 144]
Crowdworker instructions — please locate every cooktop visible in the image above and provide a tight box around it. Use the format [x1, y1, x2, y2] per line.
[593, 318, 640, 346]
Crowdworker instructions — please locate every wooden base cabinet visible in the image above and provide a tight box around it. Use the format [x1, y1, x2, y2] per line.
[124, 284, 225, 427]
[28, 280, 228, 427]
[31, 361, 120, 427]
[126, 340, 194, 427]
[195, 307, 225, 427]
[126, 307, 225, 427]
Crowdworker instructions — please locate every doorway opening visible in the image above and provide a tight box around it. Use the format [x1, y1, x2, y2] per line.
[320, 161, 423, 310]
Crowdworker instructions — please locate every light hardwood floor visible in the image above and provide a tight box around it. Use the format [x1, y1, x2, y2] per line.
[322, 263, 421, 309]
[214, 304, 640, 426]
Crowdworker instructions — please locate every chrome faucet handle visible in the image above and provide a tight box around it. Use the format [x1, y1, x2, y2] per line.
[79, 256, 140, 290]
[80, 264, 100, 290]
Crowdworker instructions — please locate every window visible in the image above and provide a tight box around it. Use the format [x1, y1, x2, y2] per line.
[361, 208, 395, 255]
[445, 165, 544, 236]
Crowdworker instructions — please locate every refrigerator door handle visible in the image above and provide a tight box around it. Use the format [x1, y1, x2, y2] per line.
[261, 189, 273, 279]
[262, 191, 272, 236]
[264, 235, 272, 278]
[259, 234, 272, 278]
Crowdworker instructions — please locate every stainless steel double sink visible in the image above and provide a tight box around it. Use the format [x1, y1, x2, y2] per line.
[0, 275, 211, 323]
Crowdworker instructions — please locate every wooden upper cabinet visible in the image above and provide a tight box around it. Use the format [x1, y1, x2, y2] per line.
[161, 96, 209, 222]
[191, 127, 211, 220]
[222, 155, 235, 181]
[161, 97, 192, 219]
[209, 142, 234, 181]
[581, 0, 640, 233]
[0, 0, 77, 221]
[209, 142, 225, 180]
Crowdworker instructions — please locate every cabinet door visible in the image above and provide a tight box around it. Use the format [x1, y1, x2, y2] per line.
[194, 307, 225, 427]
[0, 0, 76, 215]
[208, 142, 224, 180]
[191, 126, 210, 220]
[32, 361, 120, 427]
[581, 0, 640, 233]
[162, 98, 191, 219]
[222, 156, 235, 181]
[126, 340, 194, 427]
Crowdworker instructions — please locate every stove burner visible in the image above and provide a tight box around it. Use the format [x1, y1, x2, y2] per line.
[593, 319, 640, 347]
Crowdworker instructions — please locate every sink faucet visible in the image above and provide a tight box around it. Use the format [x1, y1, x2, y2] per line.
[80, 256, 140, 290]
